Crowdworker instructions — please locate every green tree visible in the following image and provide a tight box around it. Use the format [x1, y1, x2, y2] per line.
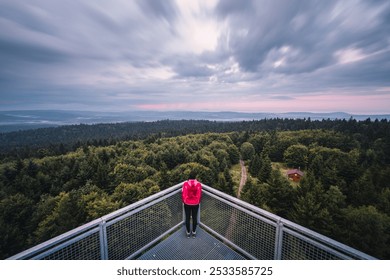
[269, 133, 298, 162]
[241, 178, 268, 209]
[378, 188, 390, 215]
[111, 183, 145, 207]
[34, 191, 86, 244]
[29, 194, 59, 242]
[290, 174, 332, 234]
[258, 152, 272, 183]
[81, 191, 120, 220]
[227, 144, 240, 164]
[249, 133, 270, 154]
[158, 163, 172, 190]
[249, 154, 262, 178]
[94, 162, 111, 192]
[322, 185, 347, 236]
[339, 206, 390, 259]
[266, 170, 296, 218]
[223, 167, 235, 196]
[0, 194, 34, 259]
[284, 144, 308, 169]
[156, 142, 189, 169]
[216, 173, 227, 192]
[308, 154, 324, 179]
[170, 162, 214, 186]
[240, 142, 255, 161]
[348, 169, 378, 206]
[324, 185, 346, 214]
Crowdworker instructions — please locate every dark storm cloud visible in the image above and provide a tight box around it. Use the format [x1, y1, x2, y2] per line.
[0, 37, 70, 63]
[0, 1, 175, 101]
[136, 0, 177, 21]
[173, 63, 214, 78]
[215, 0, 255, 16]
[214, 0, 390, 79]
[0, 2, 74, 65]
[0, 1, 57, 36]
[320, 50, 390, 87]
[166, 55, 215, 78]
[215, 0, 326, 72]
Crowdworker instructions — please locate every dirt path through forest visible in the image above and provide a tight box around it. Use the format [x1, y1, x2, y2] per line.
[225, 160, 247, 240]
[237, 159, 247, 198]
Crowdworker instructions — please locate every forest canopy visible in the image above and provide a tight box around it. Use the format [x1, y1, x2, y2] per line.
[0, 118, 389, 259]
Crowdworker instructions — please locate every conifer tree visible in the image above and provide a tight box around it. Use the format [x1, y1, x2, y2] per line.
[249, 153, 262, 178]
[258, 151, 272, 183]
[266, 170, 296, 218]
[223, 167, 235, 196]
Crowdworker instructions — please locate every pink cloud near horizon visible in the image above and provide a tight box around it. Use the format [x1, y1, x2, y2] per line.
[136, 92, 390, 114]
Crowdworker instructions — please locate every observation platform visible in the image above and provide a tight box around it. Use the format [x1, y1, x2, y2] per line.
[138, 227, 245, 260]
[8, 182, 376, 260]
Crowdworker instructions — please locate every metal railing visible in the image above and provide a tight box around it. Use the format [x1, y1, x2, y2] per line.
[200, 185, 376, 260]
[8, 182, 376, 260]
[8, 183, 183, 260]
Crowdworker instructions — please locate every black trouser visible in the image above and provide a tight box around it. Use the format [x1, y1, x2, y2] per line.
[184, 204, 199, 233]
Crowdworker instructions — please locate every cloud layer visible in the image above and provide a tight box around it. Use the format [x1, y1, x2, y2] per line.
[1, 0, 389, 113]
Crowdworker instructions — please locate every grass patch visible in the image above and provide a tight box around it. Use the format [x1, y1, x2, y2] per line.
[272, 162, 300, 187]
[230, 163, 242, 195]
[272, 162, 288, 173]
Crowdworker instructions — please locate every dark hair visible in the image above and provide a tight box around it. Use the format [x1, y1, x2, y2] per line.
[188, 170, 197, 180]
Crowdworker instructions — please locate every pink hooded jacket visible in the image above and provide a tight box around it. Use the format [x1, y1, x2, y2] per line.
[182, 179, 202, 205]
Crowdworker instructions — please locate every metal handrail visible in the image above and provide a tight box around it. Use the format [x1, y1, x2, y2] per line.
[7, 182, 376, 260]
[200, 184, 376, 260]
[8, 183, 183, 260]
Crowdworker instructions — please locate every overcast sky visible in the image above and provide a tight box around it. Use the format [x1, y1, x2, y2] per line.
[1, 0, 390, 113]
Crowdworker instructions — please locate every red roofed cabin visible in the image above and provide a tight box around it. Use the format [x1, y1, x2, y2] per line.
[287, 169, 304, 182]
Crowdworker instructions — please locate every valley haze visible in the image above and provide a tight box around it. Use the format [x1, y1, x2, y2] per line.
[1, 110, 389, 133]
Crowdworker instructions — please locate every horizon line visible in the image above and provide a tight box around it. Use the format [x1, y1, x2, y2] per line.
[1, 109, 390, 115]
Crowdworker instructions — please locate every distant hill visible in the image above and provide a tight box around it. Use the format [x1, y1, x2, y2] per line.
[1, 110, 389, 133]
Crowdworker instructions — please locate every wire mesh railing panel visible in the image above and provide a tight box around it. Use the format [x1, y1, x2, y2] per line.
[281, 231, 342, 260]
[106, 192, 182, 259]
[9, 182, 376, 260]
[41, 231, 101, 260]
[201, 192, 276, 259]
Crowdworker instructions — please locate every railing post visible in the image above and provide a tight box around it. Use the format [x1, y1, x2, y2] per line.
[274, 219, 284, 260]
[182, 203, 185, 223]
[197, 203, 201, 224]
[99, 220, 108, 260]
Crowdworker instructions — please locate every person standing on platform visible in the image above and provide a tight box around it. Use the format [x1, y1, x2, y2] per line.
[182, 173, 202, 238]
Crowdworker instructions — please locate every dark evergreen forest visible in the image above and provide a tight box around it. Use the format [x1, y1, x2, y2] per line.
[0, 118, 389, 259]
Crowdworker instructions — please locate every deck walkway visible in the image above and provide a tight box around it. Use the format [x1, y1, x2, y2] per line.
[137, 226, 246, 260]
